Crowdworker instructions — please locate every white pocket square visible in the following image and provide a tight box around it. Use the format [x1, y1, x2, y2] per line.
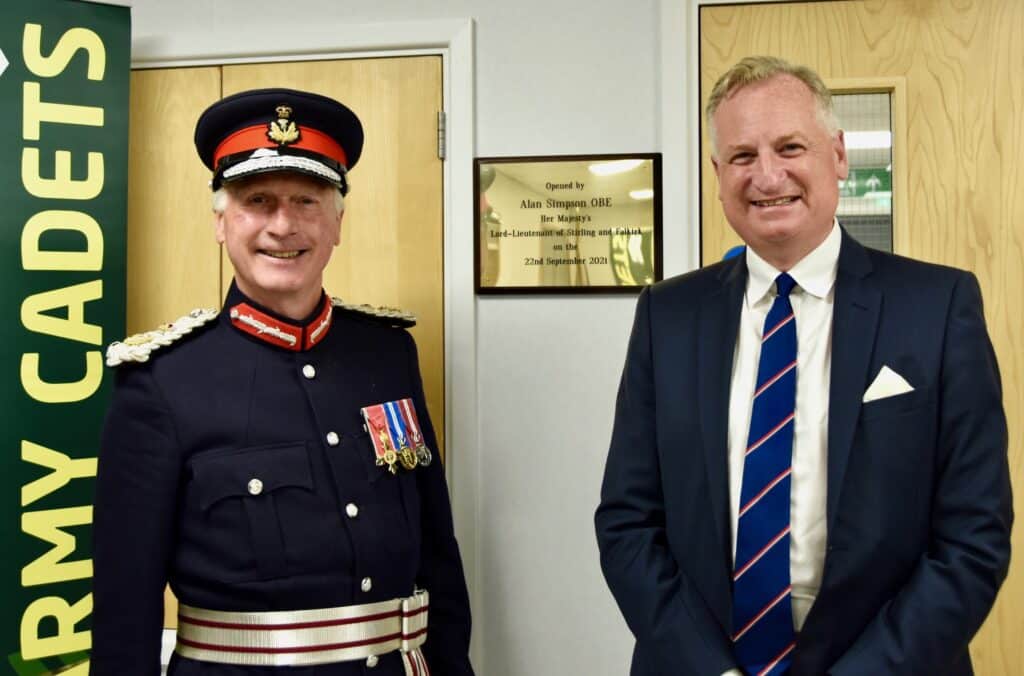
[862, 365, 914, 403]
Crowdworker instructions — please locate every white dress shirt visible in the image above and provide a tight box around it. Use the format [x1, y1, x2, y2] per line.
[720, 223, 840, 676]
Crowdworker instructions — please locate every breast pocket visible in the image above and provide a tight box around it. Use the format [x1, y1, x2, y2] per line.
[188, 442, 315, 581]
[847, 386, 938, 555]
[859, 386, 934, 422]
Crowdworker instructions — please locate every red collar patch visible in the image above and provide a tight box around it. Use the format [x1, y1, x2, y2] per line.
[228, 295, 333, 351]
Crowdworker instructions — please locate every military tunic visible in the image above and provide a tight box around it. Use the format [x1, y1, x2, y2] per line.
[91, 284, 473, 675]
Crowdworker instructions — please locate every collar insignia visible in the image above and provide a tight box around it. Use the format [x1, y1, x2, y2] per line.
[229, 295, 333, 351]
[267, 104, 300, 146]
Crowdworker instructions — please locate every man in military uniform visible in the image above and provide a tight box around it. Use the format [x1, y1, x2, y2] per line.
[91, 89, 474, 676]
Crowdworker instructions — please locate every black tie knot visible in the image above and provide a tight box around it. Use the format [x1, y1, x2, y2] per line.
[775, 273, 797, 298]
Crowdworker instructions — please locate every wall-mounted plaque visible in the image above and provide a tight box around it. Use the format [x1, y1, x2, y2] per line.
[475, 154, 662, 294]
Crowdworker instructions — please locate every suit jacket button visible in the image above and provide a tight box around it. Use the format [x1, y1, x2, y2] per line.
[345, 503, 359, 518]
[366, 655, 379, 668]
[302, 364, 316, 379]
[247, 478, 263, 495]
[361, 577, 373, 592]
[326, 431, 340, 446]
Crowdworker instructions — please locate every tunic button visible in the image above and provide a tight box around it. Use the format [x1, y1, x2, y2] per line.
[345, 503, 359, 518]
[366, 655, 379, 668]
[361, 577, 373, 592]
[247, 478, 263, 495]
[302, 364, 316, 379]
[326, 431, 340, 446]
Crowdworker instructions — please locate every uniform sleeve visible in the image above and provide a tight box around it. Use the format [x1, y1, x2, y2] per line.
[829, 272, 1013, 674]
[402, 331, 475, 676]
[91, 365, 182, 676]
[595, 288, 739, 675]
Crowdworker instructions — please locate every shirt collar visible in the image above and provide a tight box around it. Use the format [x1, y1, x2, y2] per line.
[744, 219, 841, 306]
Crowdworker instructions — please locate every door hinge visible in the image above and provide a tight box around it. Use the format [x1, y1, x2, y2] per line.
[437, 110, 447, 160]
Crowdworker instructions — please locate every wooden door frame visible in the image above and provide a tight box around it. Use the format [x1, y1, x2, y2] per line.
[130, 19, 482, 633]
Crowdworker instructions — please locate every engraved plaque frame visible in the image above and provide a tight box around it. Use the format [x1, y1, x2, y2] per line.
[475, 153, 663, 294]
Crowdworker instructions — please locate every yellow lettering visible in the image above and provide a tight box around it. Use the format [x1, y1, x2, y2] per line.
[22, 149, 104, 200]
[22, 211, 104, 271]
[19, 593, 91, 660]
[23, 24, 105, 80]
[21, 352, 103, 403]
[21, 280, 103, 344]
[21, 506, 92, 586]
[23, 82, 104, 141]
[21, 441, 97, 508]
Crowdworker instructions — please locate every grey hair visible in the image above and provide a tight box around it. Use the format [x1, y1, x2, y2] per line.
[705, 55, 839, 157]
[212, 183, 346, 215]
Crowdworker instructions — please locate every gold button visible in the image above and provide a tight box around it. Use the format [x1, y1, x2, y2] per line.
[247, 478, 263, 495]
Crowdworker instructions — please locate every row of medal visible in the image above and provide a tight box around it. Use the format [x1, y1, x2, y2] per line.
[360, 398, 433, 474]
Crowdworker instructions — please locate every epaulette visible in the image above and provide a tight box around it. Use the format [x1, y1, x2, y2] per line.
[331, 297, 416, 328]
[106, 308, 219, 366]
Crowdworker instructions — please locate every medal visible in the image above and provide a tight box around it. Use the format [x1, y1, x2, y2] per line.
[362, 398, 430, 474]
[385, 401, 418, 471]
[360, 404, 399, 474]
[399, 447, 418, 471]
[379, 431, 398, 474]
[398, 397, 433, 467]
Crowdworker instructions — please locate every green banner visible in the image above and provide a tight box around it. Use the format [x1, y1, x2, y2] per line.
[0, 1, 129, 674]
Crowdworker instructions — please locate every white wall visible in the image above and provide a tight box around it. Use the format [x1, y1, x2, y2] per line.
[123, 1, 696, 673]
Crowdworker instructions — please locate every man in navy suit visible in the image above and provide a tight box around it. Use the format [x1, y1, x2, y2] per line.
[595, 56, 1012, 675]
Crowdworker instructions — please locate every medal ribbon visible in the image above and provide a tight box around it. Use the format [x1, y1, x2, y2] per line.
[360, 404, 396, 470]
[384, 401, 410, 451]
[399, 398, 424, 447]
[386, 400, 419, 470]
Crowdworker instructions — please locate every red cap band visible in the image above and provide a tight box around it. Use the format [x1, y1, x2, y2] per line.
[213, 125, 349, 170]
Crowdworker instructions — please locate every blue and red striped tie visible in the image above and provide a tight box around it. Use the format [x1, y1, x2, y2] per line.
[732, 273, 798, 676]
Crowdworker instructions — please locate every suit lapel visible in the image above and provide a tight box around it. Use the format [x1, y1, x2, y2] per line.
[698, 256, 747, 570]
[826, 232, 881, 534]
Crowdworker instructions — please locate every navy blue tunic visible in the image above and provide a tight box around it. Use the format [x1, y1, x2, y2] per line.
[91, 284, 473, 676]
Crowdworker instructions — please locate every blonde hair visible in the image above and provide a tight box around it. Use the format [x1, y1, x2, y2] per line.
[705, 56, 839, 156]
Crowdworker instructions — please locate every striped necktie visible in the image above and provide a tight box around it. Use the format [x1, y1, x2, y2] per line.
[732, 272, 798, 676]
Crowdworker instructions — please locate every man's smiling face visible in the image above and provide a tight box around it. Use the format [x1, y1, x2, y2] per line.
[216, 172, 341, 317]
[711, 74, 848, 269]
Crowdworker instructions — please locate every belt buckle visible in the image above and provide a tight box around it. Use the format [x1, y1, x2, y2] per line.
[400, 589, 429, 652]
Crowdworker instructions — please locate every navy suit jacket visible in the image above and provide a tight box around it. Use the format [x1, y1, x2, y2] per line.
[595, 231, 1012, 675]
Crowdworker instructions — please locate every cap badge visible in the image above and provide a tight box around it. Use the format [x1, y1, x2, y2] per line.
[266, 104, 300, 146]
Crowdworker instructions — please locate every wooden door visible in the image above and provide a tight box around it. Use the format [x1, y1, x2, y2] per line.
[127, 55, 444, 629]
[699, 2, 1023, 672]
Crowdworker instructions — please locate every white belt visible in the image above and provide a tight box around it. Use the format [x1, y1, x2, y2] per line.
[175, 590, 429, 668]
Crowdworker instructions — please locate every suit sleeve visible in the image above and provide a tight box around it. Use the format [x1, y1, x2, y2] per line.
[403, 331, 475, 676]
[90, 366, 181, 676]
[595, 288, 739, 675]
[829, 272, 1013, 675]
